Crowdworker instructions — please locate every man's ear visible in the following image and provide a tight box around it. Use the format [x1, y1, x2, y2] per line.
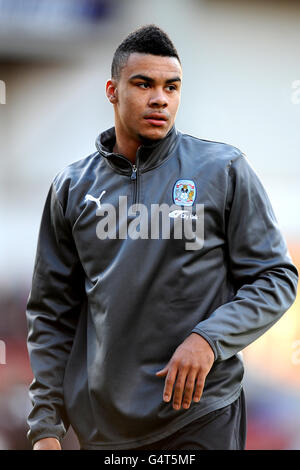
[106, 79, 118, 104]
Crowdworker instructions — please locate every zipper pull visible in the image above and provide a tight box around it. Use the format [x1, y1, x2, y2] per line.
[131, 164, 137, 180]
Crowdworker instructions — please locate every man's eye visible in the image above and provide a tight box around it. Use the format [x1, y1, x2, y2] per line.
[138, 83, 150, 89]
[166, 85, 176, 91]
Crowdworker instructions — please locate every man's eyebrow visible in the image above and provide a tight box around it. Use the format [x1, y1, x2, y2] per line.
[129, 74, 154, 83]
[165, 77, 181, 84]
[129, 74, 181, 84]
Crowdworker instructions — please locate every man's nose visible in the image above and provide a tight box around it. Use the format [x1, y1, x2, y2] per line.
[148, 88, 168, 107]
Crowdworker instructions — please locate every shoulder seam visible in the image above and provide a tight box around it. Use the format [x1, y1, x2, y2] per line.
[181, 132, 244, 154]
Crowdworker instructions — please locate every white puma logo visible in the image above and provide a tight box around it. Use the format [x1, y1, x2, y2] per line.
[85, 190, 106, 210]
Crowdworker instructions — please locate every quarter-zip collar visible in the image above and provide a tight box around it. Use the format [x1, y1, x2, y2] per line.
[95, 126, 179, 175]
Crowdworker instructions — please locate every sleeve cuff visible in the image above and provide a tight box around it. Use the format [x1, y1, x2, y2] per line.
[191, 327, 219, 361]
[28, 429, 62, 448]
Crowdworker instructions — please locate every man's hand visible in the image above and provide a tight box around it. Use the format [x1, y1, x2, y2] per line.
[33, 437, 61, 450]
[156, 333, 215, 410]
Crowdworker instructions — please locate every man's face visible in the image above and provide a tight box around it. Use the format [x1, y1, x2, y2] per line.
[109, 53, 182, 143]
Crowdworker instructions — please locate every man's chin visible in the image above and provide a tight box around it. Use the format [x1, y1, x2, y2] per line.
[138, 128, 169, 145]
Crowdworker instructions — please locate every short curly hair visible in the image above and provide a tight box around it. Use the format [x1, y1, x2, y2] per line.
[111, 24, 181, 80]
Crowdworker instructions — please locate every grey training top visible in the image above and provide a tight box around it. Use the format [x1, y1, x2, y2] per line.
[26, 126, 298, 449]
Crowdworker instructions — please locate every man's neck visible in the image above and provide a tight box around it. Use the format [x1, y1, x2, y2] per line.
[111, 117, 141, 162]
[113, 139, 139, 164]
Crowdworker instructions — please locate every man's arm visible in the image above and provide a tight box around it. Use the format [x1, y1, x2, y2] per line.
[157, 153, 298, 410]
[26, 182, 86, 449]
[191, 154, 298, 359]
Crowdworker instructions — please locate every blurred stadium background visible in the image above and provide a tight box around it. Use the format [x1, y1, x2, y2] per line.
[0, 0, 299, 450]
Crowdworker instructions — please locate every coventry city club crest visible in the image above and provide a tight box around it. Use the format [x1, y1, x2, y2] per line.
[173, 179, 196, 206]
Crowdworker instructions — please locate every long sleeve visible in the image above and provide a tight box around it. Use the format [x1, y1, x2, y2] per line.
[26, 182, 86, 446]
[192, 154, 298, 362]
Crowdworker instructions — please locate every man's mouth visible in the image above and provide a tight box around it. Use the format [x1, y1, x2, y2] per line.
[144, 113, 168, 127]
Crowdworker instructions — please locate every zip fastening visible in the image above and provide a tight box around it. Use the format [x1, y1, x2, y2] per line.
[131, 164, 138, 205]
[131, 164, 137, 180]
[131, 148, 141, 205]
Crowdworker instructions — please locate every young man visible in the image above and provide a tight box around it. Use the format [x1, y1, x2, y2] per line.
[26, 25, 298, 450]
